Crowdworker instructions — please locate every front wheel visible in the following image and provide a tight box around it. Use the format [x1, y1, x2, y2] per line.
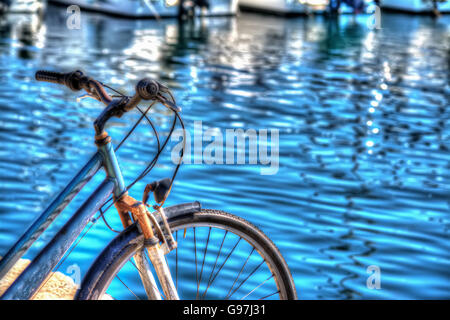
[82, 210, 297, 300]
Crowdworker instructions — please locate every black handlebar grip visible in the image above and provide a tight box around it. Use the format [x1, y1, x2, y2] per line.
[35, 70, 85, 91]
[35, 70, 67, 85]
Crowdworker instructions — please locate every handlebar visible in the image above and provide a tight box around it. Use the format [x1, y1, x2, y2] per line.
[36, 70, 114, 105]
[35, 70, 180, 134]
[35, 70, 70, 86]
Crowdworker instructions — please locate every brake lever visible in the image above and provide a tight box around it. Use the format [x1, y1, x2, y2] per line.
[76, 93, 101, 103]
[157, 94, 182, 113]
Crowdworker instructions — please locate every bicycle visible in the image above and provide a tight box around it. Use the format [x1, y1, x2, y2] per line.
[0, 70, 297, 300]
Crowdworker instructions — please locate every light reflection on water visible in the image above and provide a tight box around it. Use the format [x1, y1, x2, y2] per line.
[0, 6, 449, 299]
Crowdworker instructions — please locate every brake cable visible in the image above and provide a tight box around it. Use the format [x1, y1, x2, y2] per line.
[98, 112, 179, 233]
[98, 100, 162, 233]
[87, 82, 162, 232]
[154, 110, 185, 209]
[99, 82, 161, 153]
[97, 112, 177, 231]
[94, 82, 185, 233]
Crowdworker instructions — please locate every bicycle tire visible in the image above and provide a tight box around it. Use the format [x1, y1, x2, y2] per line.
[79, 210, 297, 300]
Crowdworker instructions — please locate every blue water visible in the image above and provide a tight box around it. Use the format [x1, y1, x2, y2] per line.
[0, 6, 449, 299]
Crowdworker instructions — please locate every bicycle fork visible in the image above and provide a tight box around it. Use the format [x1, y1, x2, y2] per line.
[115, 194, 179, 300]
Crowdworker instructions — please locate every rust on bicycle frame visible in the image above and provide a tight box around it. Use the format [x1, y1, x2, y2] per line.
[115, 194, 156, 240]
[113, 195, 133, 228]
[94, 130, 156, 240]
[94, 130, 110, 146]
[115, 194, 180, 299]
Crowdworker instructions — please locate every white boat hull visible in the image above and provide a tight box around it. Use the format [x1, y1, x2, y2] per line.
[49, 0, 238, 18]
[238, 0, 326, 14]
[4, 0, 45, 13]
[380, 0, 450, 13]
[238, 0, 376, 15]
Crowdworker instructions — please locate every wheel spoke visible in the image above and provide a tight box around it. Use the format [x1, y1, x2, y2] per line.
[202, 230, 228, 299]
[229, 259, 265, 299]
[225, 247, 255, 299]
[196, 227, 211, 300]
[201, 237, 241, 299]
[258, 290, 280, 300]
[194, 227, 198, 296]
[240, 274, 273, 300]
[116, 275, 141, 300]
[175, 231, 178, 291]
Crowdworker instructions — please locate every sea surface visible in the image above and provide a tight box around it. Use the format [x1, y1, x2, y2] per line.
[0, 5, 449, 299]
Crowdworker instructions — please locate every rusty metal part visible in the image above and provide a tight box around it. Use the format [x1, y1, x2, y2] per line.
[115, 194, 155, 239]
[113, 194, 133, 228]
[113, 192, 168, 300]
[87, 79, 113, 105]
[142, 183, 153, 206]
[115, 194, 179, 299]
[145, 209, 165, 244]
[95, 131, 109, 140]
[94, 130, 112, 146]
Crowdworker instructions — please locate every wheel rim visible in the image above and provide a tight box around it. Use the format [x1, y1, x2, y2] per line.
[97, 216, 292, 300]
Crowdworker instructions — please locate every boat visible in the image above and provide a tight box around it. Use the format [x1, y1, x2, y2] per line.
[48, 0, 238, 19]
[380, 0, 450, 14]
[238, 0, 327, 15]
[238, 0, 376, 16]
[1, 0, 45, 14]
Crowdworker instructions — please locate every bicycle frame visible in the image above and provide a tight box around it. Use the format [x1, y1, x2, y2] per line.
[0, 136, 131, 300]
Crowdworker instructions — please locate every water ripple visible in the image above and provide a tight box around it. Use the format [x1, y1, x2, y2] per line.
[0, 7, 448, 299]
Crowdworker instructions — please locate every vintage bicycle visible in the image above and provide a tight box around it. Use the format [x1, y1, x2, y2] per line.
[0, 70, 297, 300]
